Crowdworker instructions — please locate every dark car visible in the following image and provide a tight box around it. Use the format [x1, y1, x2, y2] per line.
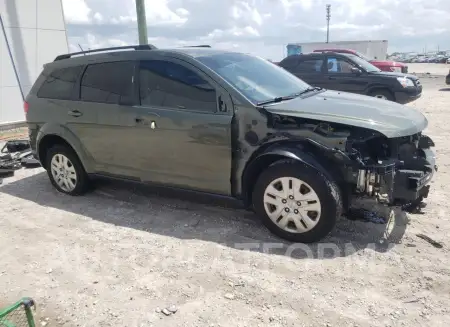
[279, 52, 422, 104]
[25, 45, 437, 243]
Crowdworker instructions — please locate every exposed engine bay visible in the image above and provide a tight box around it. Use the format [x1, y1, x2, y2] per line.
[267, 114, 437, 206]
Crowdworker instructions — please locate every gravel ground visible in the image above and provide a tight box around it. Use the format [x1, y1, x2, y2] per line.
[1, 64, 449, 327]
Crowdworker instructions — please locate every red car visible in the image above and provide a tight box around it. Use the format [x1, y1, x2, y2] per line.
[313, 48, 408, 73]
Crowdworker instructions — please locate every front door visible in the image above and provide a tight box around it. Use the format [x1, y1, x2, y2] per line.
[322, 56, 368, 94]
[132, 58, 233, 195]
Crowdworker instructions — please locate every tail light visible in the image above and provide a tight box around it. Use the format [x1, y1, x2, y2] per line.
[23, 101, 29, 114]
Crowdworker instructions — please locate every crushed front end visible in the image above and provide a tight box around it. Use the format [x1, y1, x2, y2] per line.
[348, 132, 437, 206]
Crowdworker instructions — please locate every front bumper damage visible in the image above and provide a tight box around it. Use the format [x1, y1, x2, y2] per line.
[355, 134, 437, 206]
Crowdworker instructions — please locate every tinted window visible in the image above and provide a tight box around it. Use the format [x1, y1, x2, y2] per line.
[139, 60, 216, 112]
[296, 59, 323, 72]
[37, 66, 83, 100]
[80, 61, 134, 104]
[327, 57, 355, 73]
[279, 55, 299, 69]
[196, 53, 311, 104]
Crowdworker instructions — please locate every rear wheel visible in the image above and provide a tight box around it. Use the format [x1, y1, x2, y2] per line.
[369, 89, 394, 101]
[252, 160, 342, 243]
[45, 145, 90, 195]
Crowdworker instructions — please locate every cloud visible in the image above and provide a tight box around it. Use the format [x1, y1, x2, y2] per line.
[63, 0, 450, 60]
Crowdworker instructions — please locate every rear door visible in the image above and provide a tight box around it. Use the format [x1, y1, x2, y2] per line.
[74, 60, 141, 178]
[131, 57, 233, 195]
[322, 55, 369, 94]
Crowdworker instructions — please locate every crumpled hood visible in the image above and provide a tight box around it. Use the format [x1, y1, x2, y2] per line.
[263, 90, 428, 138]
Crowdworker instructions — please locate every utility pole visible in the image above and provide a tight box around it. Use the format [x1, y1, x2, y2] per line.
[326, 4, 331, 43]
[135, 0, 148, 45]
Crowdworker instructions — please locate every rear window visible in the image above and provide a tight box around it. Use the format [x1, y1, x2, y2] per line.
[37, 66, 83, 100]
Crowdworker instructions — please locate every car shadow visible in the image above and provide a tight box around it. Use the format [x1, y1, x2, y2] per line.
[439, 88, 450, 91]
[0, 170, 409, 260]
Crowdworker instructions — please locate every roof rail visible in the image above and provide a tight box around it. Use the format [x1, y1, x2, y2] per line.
[54, 44, 157, 61]
[182, 45, 211, 48]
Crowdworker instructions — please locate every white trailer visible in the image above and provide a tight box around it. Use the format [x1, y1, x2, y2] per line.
[286, 40, 388, 60]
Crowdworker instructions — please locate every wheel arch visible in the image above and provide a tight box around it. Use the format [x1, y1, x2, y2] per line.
[37, 124, 93, 172]
[241, 142, 347, 209]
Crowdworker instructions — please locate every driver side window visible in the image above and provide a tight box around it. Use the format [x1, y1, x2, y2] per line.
[139, 60, 217, 112]
[327, 57, 355, 74]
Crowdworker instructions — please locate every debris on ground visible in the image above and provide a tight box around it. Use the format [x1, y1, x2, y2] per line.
[416, 234, 444, 248]
[0, 139, 40, 178]
[346, 208, 387, 224]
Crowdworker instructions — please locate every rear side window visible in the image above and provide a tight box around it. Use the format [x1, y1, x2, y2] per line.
[297, 59, 323, 73]
[279, 55, 299, 69]
[80, 61, 134, 104]
[37, 66, 83, 100]
[139, 60, 217, 112]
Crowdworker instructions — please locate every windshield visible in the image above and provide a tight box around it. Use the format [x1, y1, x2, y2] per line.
[196, 52, 311, 103]
[354, 51, 372, 62]
[346, 54, 381, 72]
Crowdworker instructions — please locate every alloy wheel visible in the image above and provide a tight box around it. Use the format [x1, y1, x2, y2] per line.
[374, 94, 387, 100]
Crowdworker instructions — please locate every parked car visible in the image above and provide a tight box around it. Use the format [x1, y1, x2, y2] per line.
[313, 48, 408, 73]
[25, 45, 437, 243]
[279, 52, 422, 104]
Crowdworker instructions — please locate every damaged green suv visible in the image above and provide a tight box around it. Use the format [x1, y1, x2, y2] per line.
[25, 45, 437, 243]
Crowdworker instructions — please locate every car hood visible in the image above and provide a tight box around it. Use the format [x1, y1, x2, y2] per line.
[263, 90, 428, 138]
[370, 60, 406, 67]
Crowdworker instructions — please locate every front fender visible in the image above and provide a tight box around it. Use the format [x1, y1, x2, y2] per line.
[241, 143, 336, 207]
[259, 146, 335, 182]
[37, 123, 94, 172]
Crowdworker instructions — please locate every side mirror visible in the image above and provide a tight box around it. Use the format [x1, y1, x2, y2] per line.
[351, 67, 362, 75]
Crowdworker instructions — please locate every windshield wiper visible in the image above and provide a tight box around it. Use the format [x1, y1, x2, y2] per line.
[256, 87, 322, 106]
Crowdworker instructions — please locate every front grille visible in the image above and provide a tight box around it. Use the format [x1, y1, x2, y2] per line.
[402, 66, 408, 73]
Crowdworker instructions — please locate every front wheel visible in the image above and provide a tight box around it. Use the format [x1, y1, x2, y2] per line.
[369, 89, 394, 101]
[252, 160, 342, 243]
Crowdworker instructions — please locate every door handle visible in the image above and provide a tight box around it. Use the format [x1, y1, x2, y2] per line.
[328, 76, 336, 80]
[68, 110, 82, 117]
[135, 117, 144, 124]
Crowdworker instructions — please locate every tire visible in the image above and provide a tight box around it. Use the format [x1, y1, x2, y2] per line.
[252, 160, 342, 243]
[369, 89, 394, 101]
[45, 145, 90, 196]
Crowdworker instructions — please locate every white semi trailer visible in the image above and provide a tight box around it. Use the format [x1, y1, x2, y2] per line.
[286, 40, 388, 60]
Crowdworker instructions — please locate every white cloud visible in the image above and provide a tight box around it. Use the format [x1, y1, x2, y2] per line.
[63, 0, 450, 60]
[62, 0, 91, 24]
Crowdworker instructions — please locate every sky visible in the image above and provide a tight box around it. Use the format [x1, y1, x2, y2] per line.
[62, 0, 450, 61]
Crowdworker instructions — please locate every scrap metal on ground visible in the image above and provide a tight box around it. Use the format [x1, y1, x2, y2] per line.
[0, 140, 40, 178]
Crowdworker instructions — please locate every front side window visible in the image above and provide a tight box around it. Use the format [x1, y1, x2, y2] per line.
[139, 60, 217, 112]
[37, 66, 83, 100]
[326, 57, 355, 73]
[80, 61, 134, 104]
[196, 52, 311, 104]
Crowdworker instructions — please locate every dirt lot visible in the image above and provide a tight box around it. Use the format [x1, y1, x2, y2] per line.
[1, 64, 450, 327]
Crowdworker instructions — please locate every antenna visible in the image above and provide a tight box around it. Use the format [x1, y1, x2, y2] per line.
[326, 4, 331, 43]
[77, 43, 86, 55]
